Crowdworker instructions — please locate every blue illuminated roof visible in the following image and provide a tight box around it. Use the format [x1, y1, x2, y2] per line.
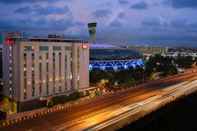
[89, 59, 144, 71]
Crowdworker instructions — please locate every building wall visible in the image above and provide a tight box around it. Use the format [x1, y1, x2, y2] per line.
[3, 40, 89, 103]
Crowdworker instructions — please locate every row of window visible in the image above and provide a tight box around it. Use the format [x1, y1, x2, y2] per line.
[8, 46, 13, 98]
[24, 46, 72, 51]
[23, 51, 72, 99]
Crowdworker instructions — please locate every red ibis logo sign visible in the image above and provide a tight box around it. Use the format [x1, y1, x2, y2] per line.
[5, 37, 14, 46]
[82, 44, 89, 49]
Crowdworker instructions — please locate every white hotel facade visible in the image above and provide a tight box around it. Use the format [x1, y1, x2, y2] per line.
[3, 37, 89, 110]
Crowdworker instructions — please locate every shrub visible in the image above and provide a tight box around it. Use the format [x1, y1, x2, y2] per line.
[52, 92, 81, 105]
[0, 111, 6, 120]
[47, 101, 54, 108]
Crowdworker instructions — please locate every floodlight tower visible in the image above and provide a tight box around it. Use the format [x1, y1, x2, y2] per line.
[88, 22, 97, 43]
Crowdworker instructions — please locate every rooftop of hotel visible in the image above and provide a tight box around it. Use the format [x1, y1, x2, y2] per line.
[2, 33, 88, 44]
[27, 37, 88, 43]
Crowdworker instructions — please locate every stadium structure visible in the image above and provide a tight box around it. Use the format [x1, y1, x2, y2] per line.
[89, 44, 144, 71]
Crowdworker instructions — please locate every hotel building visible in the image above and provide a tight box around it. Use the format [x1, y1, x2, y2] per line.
[3, 36, 89, 111]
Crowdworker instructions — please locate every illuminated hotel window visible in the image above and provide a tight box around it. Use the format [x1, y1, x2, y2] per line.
[9, 80, 12, 84]
[32, 53, 35, 97]
[24, 46, 33, 51]
[9, 46, 12, 50]
[9, 73, 12, 77]
[24, 78, 27, 99]
[77, 47, 80, 88]
[9, 59, 12, 64]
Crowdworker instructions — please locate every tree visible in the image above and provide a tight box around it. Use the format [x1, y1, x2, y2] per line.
[175, 55, 194, 69]
[1, 97, 11, 113]
[11, 101, 17, 113]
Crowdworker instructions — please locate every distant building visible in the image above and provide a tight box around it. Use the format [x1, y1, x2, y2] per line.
[2, 36, 89, 111]
[126, 45, 168, 60]
[165, 47, 197, 58]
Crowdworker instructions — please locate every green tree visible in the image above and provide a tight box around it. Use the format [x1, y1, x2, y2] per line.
[175, 55, 194, 68]
[1, 97, 10, 113]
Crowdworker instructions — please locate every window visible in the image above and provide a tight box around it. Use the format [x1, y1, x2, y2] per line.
[39, 46, 49, 51]
[39, 63, 42, 95]
[32, 86, 35, 97]
[65, 54, 67, 90]
[59, 53, 61, 77]
[24, 78, 27, 99]
[46, 74, 49, 95]
[77, 48, 80, 88]
[24, 46, 33, 51]
[65, 46, 71, 50]
[24, 53, 27, 99]
[53, 52, 56, 92]
[32, 52, 35, 97]
[46, 53, 49, 60]
[53, 46, 61, 51]
[59, 86, 62, 92]
[46, 63, 49, 72]
[32, 53, 35, 58]
[39, 85, 42, 96]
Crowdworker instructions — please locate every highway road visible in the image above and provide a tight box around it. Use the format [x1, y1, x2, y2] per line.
[1, 69, 197, 131]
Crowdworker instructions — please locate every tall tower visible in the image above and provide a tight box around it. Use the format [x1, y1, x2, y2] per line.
[88, 22, 97, 43]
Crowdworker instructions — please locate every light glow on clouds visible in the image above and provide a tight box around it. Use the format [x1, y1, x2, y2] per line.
[0, 0, 197, 46]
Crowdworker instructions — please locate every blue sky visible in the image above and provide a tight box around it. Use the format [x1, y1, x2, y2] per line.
[0, 0, 197, 46]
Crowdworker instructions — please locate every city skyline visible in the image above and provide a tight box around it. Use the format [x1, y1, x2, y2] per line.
[0, 0, 197, 46]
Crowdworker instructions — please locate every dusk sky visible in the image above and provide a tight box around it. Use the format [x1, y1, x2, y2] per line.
[0, 0, 197, 46]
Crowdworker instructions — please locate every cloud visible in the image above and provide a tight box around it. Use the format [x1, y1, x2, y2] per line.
[15, 5, 70, 15]
[166, 0, 197, 9]
[110, 20, 122, 27]
[0, 16, 74, 34]
[118, 0, 129, 5]
[142, 18, 162, 27]
[118, 12, 125, 19]
[0, 0, 57, 4]
[15, 7, 33, 14]
[130, 2, 148, 10]
[93, 9, 112, 18]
